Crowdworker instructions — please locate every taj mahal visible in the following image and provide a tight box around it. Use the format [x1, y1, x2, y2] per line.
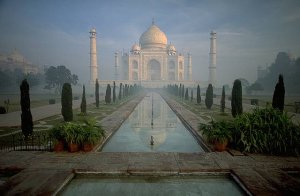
[89, 21, 217, 88]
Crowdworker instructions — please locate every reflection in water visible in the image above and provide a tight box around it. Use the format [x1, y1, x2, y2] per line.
[101, 93, 204, 152]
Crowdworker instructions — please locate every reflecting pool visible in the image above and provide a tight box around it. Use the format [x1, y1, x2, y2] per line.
[101, 93, 204, 152]
[61, 176, 246, 196]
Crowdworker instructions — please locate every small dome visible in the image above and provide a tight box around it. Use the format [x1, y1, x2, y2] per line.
[139, 24, 167, 49]
[90, 28, 96, 33]
[131, 44, 141, 52]
[168, 44, 176, 52]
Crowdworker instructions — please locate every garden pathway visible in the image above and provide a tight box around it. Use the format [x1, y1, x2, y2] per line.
[0, 98, 95, 127]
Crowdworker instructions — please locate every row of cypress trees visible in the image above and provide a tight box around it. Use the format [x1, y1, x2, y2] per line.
[165, 74, 285, 118]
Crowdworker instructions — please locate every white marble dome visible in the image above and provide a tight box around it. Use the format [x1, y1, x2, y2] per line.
[131, 43, 141, 52]
[139, 24, 167, 49]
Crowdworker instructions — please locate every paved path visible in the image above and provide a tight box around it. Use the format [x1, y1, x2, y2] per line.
[0, 98, 95, 127]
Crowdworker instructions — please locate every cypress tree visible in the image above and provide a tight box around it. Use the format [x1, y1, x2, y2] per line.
[205, 84, 213, 109]
[272, 74, 285, 112]
[182, 85, 185, 98]
[80, 85, 86, 114]
[197, 84, 201, 104]
[105, 84, 111, 104]
[231, 79, 243, 117]
[20, 79, 33, 137]
[119, 83, 122, 100]
[191, 89, 193, 102]
[185, 88, 189, 100]
[61, 83, 73, 121]
[221, 85, 225, 113]
[113, 81, 116, 103]
[179, 84, 182, 97]
[95, 79, 99, 108]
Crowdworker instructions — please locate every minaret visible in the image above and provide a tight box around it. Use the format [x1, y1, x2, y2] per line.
[187, 52, 192, 81]
[89, 28, 98, 84]
[209, 31, 217, 86]
[114, 51, 119, 80]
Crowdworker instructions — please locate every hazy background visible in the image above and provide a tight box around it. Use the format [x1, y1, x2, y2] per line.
[0, 0, 299, 86]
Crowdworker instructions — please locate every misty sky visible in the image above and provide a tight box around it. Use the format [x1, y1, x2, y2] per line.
[0, 0, 299, 86]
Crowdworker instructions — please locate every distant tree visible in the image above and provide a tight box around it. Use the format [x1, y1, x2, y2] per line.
[113, 81, 116, 103]
[95, 79, 99, 108]
[205, 84, 213, 109]
[185, 88, 189, 100]
[191, 89, 193, 102]
[105, 84, 111, 104]
[182, 85, 185, 98]
[272, 74, 285, 112]
[44, 65, 78, 94]
[20, 79, 33, 137]
[179, 84, 182, 97]
[231, 79, 243, 117]
[197, 85, 201, 104]
[80, 85, 86, 114]
[61, 83, 73, 121]
[246, 82, 264, 95]
[221, 85, 225, 113]
[118, 83, 123, 100]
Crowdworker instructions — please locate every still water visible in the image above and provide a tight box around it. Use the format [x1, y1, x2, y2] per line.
[101, 93, 204, 152]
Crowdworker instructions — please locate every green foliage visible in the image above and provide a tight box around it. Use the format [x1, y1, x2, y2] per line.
[200, 121, 233, 144]
[191, 89, 193, 102]
[49, 117, 105, 145]
[118, 83, 123, 100]
[20, 79, 33, 137]
[80, 85, 86, 114]
[231, 79, 243, 117]
[272, 74, 285, 112]
[95, 79, 99, 108]
[221, 86, 225, 113]
[105, 84, 111, 104]
[61, 83, 73, 121]
[113, 81, 116, 103]
[197, 85, 201, 104]
[182, 85, 185, 98]
[185, 88, 189, 100]
[232, 107, 299, 155]
[44, 65, 78, 94]
[205, 84, 213, 109]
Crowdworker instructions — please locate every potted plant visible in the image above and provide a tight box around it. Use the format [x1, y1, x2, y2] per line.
[81, 118, 105, 152]
[200, 120, 233, 152]
[49, 125, 65, 152]
[64, 122, 83, 153]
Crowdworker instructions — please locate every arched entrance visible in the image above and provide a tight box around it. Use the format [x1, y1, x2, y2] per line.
[147, 59, 161, 80]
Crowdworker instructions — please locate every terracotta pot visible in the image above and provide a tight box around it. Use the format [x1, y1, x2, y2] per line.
[83, 143, 94, 152]
[68, 143, 79, 153]
[53, 140, 64, 152]
[214, 140, 228, 152]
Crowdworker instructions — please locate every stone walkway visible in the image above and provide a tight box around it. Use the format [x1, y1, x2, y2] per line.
[0, 98, 95, 127]
[0, 93, 299, 195]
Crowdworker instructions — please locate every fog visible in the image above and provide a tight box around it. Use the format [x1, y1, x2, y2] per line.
[0, 0, 300, 86]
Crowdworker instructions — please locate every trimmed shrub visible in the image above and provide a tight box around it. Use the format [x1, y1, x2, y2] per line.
[20, 79, 33, 137]
[80, 85, 86, 114]
[95, 79, 99, 108]
[197, 85, 201, 104]
[250, 99, 258, 105]
[49, 99, 56, 104]
[185, 88, 189, 100]
[221, 85, 225, 113]
[105, 84, 111, 104]
[0, 106, 6, 114]
[113, 81, 116, 103]
[205, 84, 213, 109]
[118, 83, 123, 100]
[231, 79, 243, 117]
[61, 83, 73, 121]
[272, 74, 285, 112]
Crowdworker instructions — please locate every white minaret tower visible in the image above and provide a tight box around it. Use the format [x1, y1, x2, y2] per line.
[187, 52, 192, 81]
[89, 27, 98, 84]
[209, 31, 217, 86]
[114, 51, 119, 80]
